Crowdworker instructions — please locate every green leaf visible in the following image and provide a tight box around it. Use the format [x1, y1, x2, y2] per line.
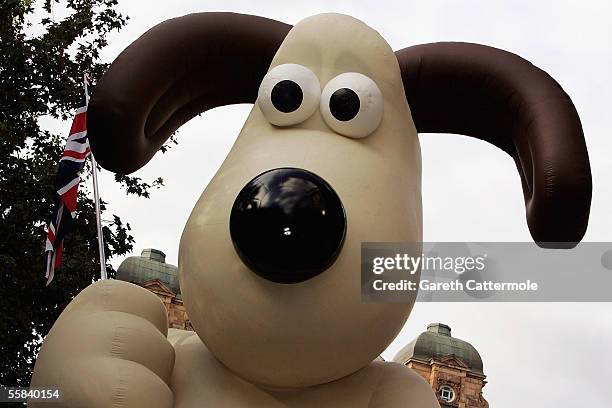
[0, 0, 162, 390]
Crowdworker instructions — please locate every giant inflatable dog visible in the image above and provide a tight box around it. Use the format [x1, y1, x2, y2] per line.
[30, 13, 591, 407]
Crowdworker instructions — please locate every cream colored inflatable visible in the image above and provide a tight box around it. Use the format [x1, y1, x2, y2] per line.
[30, 11, 592, 408]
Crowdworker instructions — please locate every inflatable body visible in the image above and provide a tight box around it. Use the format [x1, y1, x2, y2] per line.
[30, 13, 591, 408]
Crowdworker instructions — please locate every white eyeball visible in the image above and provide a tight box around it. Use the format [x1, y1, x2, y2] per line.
[320, 73, 384, 138]
[258, 64, 321, 127]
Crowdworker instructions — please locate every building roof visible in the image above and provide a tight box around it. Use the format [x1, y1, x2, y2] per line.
[392, 323, 484, 375]
[116, 249, 181, 296]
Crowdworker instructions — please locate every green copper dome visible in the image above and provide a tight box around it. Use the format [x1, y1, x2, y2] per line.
[116, 249, 180, 295]
[393, 323, 484, 375]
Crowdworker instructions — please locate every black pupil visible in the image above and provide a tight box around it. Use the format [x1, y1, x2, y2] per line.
[329, 88, 360, 121]
[271, 80, 303, 113]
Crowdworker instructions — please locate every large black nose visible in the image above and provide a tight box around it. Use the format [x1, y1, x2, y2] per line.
[230, 168, 346, 283]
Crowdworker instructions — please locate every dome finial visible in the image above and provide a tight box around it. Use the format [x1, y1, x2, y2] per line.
[427, 323, 451, 336]
[141, 248, 166, 263]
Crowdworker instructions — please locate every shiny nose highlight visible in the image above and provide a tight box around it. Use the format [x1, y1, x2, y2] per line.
[229, 168, 346, 283]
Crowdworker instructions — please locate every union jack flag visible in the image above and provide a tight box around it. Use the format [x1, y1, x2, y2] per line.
[45, 76, 92, 284]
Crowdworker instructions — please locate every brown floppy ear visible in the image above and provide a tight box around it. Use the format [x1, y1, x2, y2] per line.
[396, 42, 592, 248]
[88, 12, 291, 174]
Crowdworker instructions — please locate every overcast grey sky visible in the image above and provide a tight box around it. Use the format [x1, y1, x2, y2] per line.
[40, 0, 612, 406]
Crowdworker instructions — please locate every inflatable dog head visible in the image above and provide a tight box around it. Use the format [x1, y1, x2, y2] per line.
[88, 13, 591, 387]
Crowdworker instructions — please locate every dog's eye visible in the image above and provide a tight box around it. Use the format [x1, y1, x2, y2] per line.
[258, 64, 320, 126]
[320, 73, 383, 138]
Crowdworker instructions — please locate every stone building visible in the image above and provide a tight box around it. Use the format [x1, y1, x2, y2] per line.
[393, 323, 488, 408]
[116, 248, 192, 330]
[117, 250, 488, 407]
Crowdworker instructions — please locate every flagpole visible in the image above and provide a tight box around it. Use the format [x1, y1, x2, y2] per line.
[84, 75, 107, 280]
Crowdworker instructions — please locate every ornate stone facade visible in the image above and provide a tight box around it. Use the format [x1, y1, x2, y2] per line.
[139, 279, 193, 331]
[116, 249, 193, 331]
[406, 355, 488, 408]
[394, 323, 488, 408]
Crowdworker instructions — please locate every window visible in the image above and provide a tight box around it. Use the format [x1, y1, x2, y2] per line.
[439, 385, 455, 403]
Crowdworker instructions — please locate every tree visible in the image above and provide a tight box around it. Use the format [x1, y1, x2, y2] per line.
[0, 0, 162, 395]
